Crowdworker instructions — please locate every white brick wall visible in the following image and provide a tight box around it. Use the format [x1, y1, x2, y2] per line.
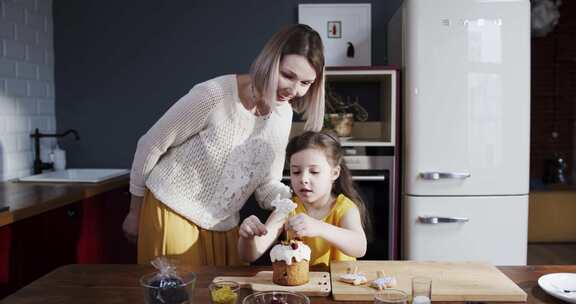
[0, 0, 54, 181]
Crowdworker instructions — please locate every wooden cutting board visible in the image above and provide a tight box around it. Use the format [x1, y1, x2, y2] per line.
[213, 271, 331, 296]
[330, 261, 527, 302]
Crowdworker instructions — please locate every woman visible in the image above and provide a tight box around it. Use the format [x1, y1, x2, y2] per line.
[122, 24, 326, 266]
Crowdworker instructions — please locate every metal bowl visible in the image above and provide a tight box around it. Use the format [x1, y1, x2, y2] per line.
[242, 290, 310, 304]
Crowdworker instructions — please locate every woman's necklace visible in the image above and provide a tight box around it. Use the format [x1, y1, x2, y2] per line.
[251, 84, 270, 120]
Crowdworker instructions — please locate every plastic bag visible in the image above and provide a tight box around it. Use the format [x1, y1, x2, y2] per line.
[145, 257, 189, 304]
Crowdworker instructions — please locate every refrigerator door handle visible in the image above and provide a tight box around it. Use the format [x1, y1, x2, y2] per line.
[418, 216, 469, 224]
[419, 171, 471, 180]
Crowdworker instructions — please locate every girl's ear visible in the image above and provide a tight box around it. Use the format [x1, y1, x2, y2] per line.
[331, 165, 341, 182]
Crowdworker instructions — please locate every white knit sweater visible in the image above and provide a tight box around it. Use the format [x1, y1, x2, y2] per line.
[129, 74, 292, 231]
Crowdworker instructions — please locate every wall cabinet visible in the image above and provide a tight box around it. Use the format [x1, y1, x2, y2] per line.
[0, 186, 135, 299]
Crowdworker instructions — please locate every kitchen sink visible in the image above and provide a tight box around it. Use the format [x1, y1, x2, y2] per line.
[18, 168, 130, 183]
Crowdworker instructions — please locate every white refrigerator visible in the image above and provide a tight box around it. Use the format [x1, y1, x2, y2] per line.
[388, 0, 530, 265]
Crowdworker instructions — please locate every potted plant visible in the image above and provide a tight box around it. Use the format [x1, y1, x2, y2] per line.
[324, 85, 368, 138]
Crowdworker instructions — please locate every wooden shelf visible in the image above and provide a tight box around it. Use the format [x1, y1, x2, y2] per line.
[325, 68, 398, 146]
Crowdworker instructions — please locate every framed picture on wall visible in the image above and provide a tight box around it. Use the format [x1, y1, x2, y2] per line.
[299, 4, 371, 67]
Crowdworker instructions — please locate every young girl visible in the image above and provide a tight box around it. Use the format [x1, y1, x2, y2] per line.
[238, 131, 369, 267]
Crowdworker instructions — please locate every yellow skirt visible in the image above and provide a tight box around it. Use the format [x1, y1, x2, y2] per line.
[137, 190, 245, 266]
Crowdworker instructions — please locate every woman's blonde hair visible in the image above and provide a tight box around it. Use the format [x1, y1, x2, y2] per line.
[250, 24, 325, 131]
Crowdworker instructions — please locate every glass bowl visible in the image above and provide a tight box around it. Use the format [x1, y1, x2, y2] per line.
[209, 280, 240, 304]
[374, 289, 409, 304]
[242, 290, 310, 304]
[140, 271, 196, 304]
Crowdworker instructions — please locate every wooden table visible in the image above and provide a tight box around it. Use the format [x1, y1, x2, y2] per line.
[1, 264, 574, 303]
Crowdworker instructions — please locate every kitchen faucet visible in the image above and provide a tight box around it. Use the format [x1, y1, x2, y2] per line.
[30, 128, 80, 174]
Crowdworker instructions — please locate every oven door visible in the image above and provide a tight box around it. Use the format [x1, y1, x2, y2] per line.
[351, 169, 392, 260]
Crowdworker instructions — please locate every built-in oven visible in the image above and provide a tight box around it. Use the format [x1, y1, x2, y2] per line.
[341, 142, 396, 260]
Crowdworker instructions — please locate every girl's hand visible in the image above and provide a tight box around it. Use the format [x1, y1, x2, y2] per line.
[287, 214, 324, 238]
[239, 215, 268, 239]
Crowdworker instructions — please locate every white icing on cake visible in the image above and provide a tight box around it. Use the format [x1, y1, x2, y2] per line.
[270, 242, 311, 265]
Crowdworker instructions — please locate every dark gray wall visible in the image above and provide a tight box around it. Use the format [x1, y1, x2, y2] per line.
[53, 0, 403, 168]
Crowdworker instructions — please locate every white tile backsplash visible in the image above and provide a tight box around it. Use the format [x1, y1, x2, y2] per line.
[29, 115, 52, 133]
[0, 58, 16, 76]
[16, 60, 37, 78]
[37, 0, 51, 15]
[27, 79, 46, 96]
[5, 78, 26, 96]
[36, 30, 50, 47]
[0, 0, 53, 181]
[25, 10, 44, 29]
[26, 45, 44, 63]
[4, 39, 26, 60]
[3, 3, 26, 24]
[0, 95, 18, 115]
[6, 115, 28, 133]
[17, 96, 35, 114]
[15, 24, 36, 44]
[37, 98, 53, 114]
[16, 132, 31, 151]
[1, 133, 19, 152]
[6, 150, 31, 171]
[14, 0, 37, 11]
[0, 21, 16, 39]
[38, 63, 51, 80]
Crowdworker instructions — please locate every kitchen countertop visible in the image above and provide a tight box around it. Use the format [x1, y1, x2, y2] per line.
[0, 175, 129, 227]
[1, 264, 573, 303]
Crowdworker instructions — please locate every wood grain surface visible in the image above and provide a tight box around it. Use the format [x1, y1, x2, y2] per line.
[330, 261, 527, 302]
[213, 271, 331, 296]
[2, 264, 575, 303]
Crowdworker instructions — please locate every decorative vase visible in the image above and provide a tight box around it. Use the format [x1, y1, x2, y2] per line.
[328, 113, 354, 137]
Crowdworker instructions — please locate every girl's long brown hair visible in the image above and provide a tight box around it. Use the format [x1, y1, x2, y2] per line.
[286, 131, 371, 232]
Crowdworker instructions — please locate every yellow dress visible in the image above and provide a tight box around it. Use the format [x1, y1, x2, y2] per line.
[137, 189, 245, 266]
[291, 194, 358, 268]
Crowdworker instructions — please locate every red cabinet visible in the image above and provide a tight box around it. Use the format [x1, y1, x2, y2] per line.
[0, 202, 82, 298]
[0, 224, 13, 298]
[0, 186, 136, 299]
[77, 187, 136, 264]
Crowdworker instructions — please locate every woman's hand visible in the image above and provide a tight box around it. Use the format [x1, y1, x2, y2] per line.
[122, 195, 143, 243]
[287, 213, 324, 238]
[239, 215, 268, 239]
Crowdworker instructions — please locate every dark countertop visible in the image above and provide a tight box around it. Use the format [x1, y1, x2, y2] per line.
[0, 175, 129, 227]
